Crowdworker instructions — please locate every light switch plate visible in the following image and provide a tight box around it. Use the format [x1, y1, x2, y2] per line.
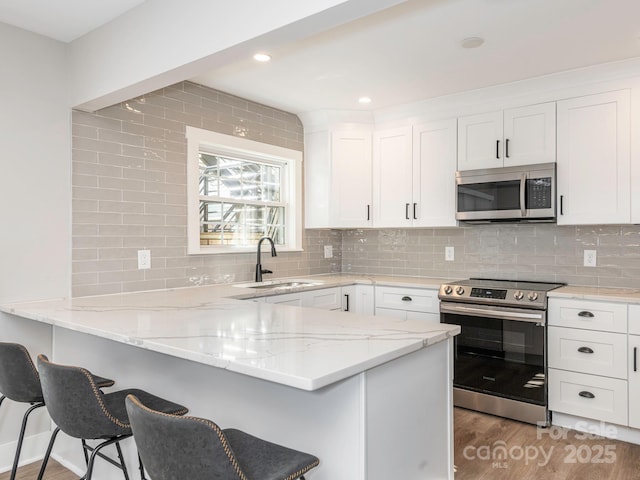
[138, 250, 151, 270]
[324, 245, 333, 259]
[583, 249, 597, 267]
[445, 246, 455, 261]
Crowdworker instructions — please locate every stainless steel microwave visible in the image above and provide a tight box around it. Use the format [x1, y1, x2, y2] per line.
[455, 163, 556, 223]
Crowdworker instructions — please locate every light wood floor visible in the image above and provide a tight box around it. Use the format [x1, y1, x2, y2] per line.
[4, 409, 640, 479]
[455, 408, 640, 479]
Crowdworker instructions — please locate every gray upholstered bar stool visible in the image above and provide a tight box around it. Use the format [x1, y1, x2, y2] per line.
[36, 354, 188, 480]
[126, 394, 320, 480]
[0, 342, 114, 480]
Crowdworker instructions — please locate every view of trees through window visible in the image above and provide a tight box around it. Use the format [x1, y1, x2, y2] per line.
[198, 152, 285, 246]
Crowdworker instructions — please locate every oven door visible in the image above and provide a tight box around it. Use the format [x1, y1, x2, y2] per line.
[440, 302, 547, 406]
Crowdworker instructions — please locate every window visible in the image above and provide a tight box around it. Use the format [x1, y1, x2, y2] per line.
[187, 127, 302, 254]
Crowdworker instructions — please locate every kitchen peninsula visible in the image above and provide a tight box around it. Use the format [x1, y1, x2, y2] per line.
[0, 276, 460, 480]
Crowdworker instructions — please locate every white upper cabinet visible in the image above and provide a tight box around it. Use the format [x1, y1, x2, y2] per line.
[305, 127, 373, 228]
[503, 103, 556, 167]
[372, 127, 413, 227]
[372, 121, 457, 228]
[457, 111, 503, 171]
[556, 90, 630, 225]
[412, 119, 457, 227]
[457, 102, 556, 171]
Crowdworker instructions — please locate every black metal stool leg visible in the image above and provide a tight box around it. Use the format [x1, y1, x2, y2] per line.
[9, 402, 44, 480]
[36, 426, 61, 480]
[138, 454, 147, 480]
[85, 437, 130, 480]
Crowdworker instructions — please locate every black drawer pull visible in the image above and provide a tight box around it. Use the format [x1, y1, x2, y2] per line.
[578, 346, 594, 354]
[635, 347, 638, 372]
[344, 294, 350, 312]
[578, 311, 595, 318]
[579, 391, 595, 399]
[401, 296, 412, 302]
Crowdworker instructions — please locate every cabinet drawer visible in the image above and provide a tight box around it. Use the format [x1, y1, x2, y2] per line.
[548, 299, 627, 333]
[548, 369, 628, 425]
[375, 286, 439, 313]
[305, 287, 342, 310]
[548, 326, 627, 379]
[628, 305, 640, 335]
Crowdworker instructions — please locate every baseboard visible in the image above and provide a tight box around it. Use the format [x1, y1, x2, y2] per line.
[552, 412, 640, 445]
[0, 432, 51, 473]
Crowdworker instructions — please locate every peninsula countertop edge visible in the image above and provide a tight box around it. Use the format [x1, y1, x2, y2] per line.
[0, 274, 461, 391]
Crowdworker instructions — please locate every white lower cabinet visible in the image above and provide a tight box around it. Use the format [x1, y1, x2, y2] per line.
[548, 298, 631, 428]
[627, 305, 640, 428]
[341, 285, 375, 315]
[548, 369, 628, 426]
[265, 287, 342, 310]
[374, 286, 440, 324]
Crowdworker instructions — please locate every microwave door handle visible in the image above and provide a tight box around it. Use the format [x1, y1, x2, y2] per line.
[520, 173, 526, 217]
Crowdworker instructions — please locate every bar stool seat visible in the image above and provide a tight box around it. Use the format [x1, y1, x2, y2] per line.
[126, 394, 319, 480]
[0, 342, 114, 480]
[37, 354, 188, 480]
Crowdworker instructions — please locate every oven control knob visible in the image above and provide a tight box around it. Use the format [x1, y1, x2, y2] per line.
[528, 292, 539, 301]
[443, 285, 453, 295]
[514, 290, 524, 300]
[455, 286, 465, 295]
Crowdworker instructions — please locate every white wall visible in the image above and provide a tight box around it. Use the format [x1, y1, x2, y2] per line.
[0, 22, 70, 303]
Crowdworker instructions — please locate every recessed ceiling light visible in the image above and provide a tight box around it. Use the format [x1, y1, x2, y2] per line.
[461, 37, 485, 49]
[253, 53, 271, 62]
[358, 96, 372, 104]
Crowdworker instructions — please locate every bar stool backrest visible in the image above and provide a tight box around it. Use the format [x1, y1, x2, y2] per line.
[37, 355, 129, 440]
[0, 343, 43, 403]
[125, 395, 247, 480]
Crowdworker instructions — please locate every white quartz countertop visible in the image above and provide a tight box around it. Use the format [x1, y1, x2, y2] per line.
[549, 285, 640, 304]
[0, 274, 460, 391]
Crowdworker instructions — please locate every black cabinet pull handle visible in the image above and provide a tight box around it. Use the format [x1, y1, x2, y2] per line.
[344, 294, 350, 312]
[367, 205, 371, 221]
[560, 195, 564, 215]
[635, 347, 637, 372]
[405, 203, 410, 220]
[401, 296, 412, 302]
[413, 203, 417, 220]
[496, 140, 500, 159]
[579, 391, 595, 399]
[578, 311, 595, 318]
[505, 138, 510, 158]
[578, 346, 594, 354]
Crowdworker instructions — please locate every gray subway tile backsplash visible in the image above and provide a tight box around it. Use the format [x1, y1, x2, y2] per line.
[73, 81, 640, 296]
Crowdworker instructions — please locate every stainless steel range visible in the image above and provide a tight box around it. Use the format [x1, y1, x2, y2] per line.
[439, 278, 565, 425]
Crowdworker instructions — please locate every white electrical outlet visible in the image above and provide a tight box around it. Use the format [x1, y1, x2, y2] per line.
[138, 250, 151, 270]
[445, 246, 455, 261]
[324, 245, 333, 259]
[584, 249, 597, 267]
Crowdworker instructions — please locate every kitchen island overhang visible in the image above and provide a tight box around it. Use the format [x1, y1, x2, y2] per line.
[0, 283, 459, 480]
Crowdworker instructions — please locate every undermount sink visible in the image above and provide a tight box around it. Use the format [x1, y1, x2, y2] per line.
[233, 279, 323, 290]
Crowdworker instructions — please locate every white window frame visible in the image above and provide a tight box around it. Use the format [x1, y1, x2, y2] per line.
[186, 126, 303, 255]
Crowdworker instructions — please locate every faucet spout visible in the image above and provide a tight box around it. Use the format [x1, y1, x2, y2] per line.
[255, 236, 277, 283]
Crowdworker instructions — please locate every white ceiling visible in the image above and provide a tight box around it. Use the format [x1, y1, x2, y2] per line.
[1, 0, 640, 113]
[192, 0, 640, 114]
[0, 0, 145, 42]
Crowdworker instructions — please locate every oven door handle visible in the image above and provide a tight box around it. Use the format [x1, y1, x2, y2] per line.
[520, 173, 527, 218]
[440, 303, 545, 325]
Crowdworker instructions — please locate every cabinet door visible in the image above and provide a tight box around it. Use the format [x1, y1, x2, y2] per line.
[457, 111, 503, 171]
[412, 119, 457, 227]
[372, 127, 413, 227]
[629, 335, 640, 428]
[342, 285, 375, 315]
[503, 102, 556, 167]
[331, 130, 373, 228]
[557, 90, 631, 225]
[303, 287, 342, 310]
[266, 293, 303, 306]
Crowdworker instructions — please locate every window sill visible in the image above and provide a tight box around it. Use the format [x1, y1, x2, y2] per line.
[189, 246, 304, 255]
